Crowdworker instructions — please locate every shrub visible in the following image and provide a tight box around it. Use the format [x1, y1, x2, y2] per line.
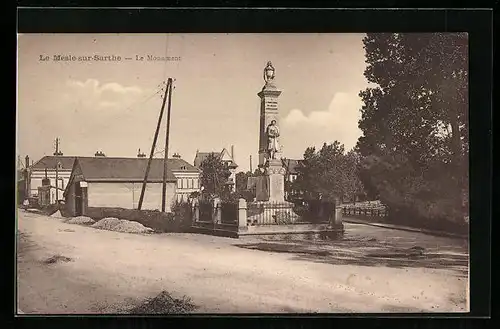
[86, 205, 193, 233]
[360, 154, 469, 234]
[170, 200, 193, 232]
[292, 203, 308, 217]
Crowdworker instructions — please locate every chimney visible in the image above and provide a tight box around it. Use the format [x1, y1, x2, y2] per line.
[25, 155, 29, 168]
[231, 145, 234, 160]
[42, 168, 50, 186]
[94, 151, 106, 157]
[137, 148, 146, 158]
[172, 153, 181, 159]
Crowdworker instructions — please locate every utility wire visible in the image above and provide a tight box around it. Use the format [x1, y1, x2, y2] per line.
[80, 83, 166, 137]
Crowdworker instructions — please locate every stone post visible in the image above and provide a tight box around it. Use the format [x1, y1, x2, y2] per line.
[238, 198, 248, 231]
[331, 206, 343, 226]
[192, 197, 200, 223]
[213, 197, 221, 225]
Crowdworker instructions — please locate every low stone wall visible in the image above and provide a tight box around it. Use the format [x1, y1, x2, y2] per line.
[190, 221, 239, 238]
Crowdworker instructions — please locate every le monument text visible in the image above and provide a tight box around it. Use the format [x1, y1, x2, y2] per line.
[39, 54, 182, 62]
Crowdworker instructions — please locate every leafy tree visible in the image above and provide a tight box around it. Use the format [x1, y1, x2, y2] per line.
[293, 141, 363, 205]
[199, 153, 231, 198]
[233, 171, 255, 202]
[357, 33, 468, 224]
[235, 171, 252, 194]
[343, 150, 365, 204]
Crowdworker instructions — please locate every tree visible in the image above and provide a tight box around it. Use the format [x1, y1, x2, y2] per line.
[293, 141, 363, 204]
[199, 153, 231, 198]
[357, 33, 468, 224]
[235, 171, 252, 194]
[343, 150, 365, 204]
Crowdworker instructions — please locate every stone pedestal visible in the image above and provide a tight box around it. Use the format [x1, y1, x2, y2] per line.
[266, 159, 286, 202]
[255, 159, 286, 202]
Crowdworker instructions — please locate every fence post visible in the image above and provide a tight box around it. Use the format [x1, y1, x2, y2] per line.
[213, 197, 221, 225]
[192, 197, 199, 223]
[238, 198, 248, 231]
[331, 205, 343, 226]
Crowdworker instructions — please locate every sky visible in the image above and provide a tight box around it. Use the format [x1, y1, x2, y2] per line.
[17, 33, 372, 172]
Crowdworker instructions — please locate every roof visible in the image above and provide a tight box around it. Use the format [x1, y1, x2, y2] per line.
[194, 149, 238, 168]
[31, 156, 76, 171]
[74, 157, 199, 183]
[282, 159, 301, 175]
[194, 152, 220, 168]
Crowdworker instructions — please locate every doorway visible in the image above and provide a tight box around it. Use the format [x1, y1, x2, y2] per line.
[75, 185, 82, 216]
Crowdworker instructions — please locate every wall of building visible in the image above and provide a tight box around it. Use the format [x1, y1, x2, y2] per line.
[87, 182, 176, 212]
[29, 170, 71, 196]
[173, 172, 200, 202]
[65, 180, 76, 215]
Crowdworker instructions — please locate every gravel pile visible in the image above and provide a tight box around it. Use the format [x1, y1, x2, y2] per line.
[129, 291, 197, 314]
[65, 216, 96, 225]
[92, 217, 154, 234]
[91, 217, 122, 230]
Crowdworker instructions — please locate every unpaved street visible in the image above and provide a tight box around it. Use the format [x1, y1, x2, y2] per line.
[17, 210, 468, 314]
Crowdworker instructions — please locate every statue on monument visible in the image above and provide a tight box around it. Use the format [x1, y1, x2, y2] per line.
[263, 61, 275, 84]
[266, 120, 281, 160]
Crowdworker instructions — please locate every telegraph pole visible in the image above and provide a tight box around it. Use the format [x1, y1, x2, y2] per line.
[162, 78, 173, 212]
[138, 81, 169, 210]
[55, 137, 60, 203]
[250, 155, 253, 173]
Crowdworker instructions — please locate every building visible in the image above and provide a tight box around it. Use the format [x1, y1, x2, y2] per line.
[27, 155, 76, 200]
[63, 156, 200, 217]
[193, 146, 238, 191]
[282, 158, 301, 183]
[282, 158, 302, 200]
[38, 185, 65, 207]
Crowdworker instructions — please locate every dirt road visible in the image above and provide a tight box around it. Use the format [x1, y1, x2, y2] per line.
[17, 210, 468, 314]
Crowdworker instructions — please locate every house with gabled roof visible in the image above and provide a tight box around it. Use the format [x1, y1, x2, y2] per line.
[281, 158, 303, 200]
[27, 155, 76, 199]
[63, 156, 200, 216]
[193, 145, 238, 191]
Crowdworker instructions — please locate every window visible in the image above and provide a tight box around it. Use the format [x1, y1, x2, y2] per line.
[177, 179, 182, 189]
[188, 178, 193, 189]
[193, 179, 199, 189]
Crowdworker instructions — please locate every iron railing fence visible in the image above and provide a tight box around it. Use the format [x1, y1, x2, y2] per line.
[246, 201, 333, 226]
[198, 199, 214, 223]
[342, 206, 388, 217]
[219, 201, 238, 224]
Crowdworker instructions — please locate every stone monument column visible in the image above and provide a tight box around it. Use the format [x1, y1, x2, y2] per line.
[255, 61, 286, 203]
[258, 61, 282, 168]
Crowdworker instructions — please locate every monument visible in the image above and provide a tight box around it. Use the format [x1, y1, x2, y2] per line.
[255, 61, 287, 202]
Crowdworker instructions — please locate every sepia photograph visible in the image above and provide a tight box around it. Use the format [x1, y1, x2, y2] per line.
[16, 32, 469, 314]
